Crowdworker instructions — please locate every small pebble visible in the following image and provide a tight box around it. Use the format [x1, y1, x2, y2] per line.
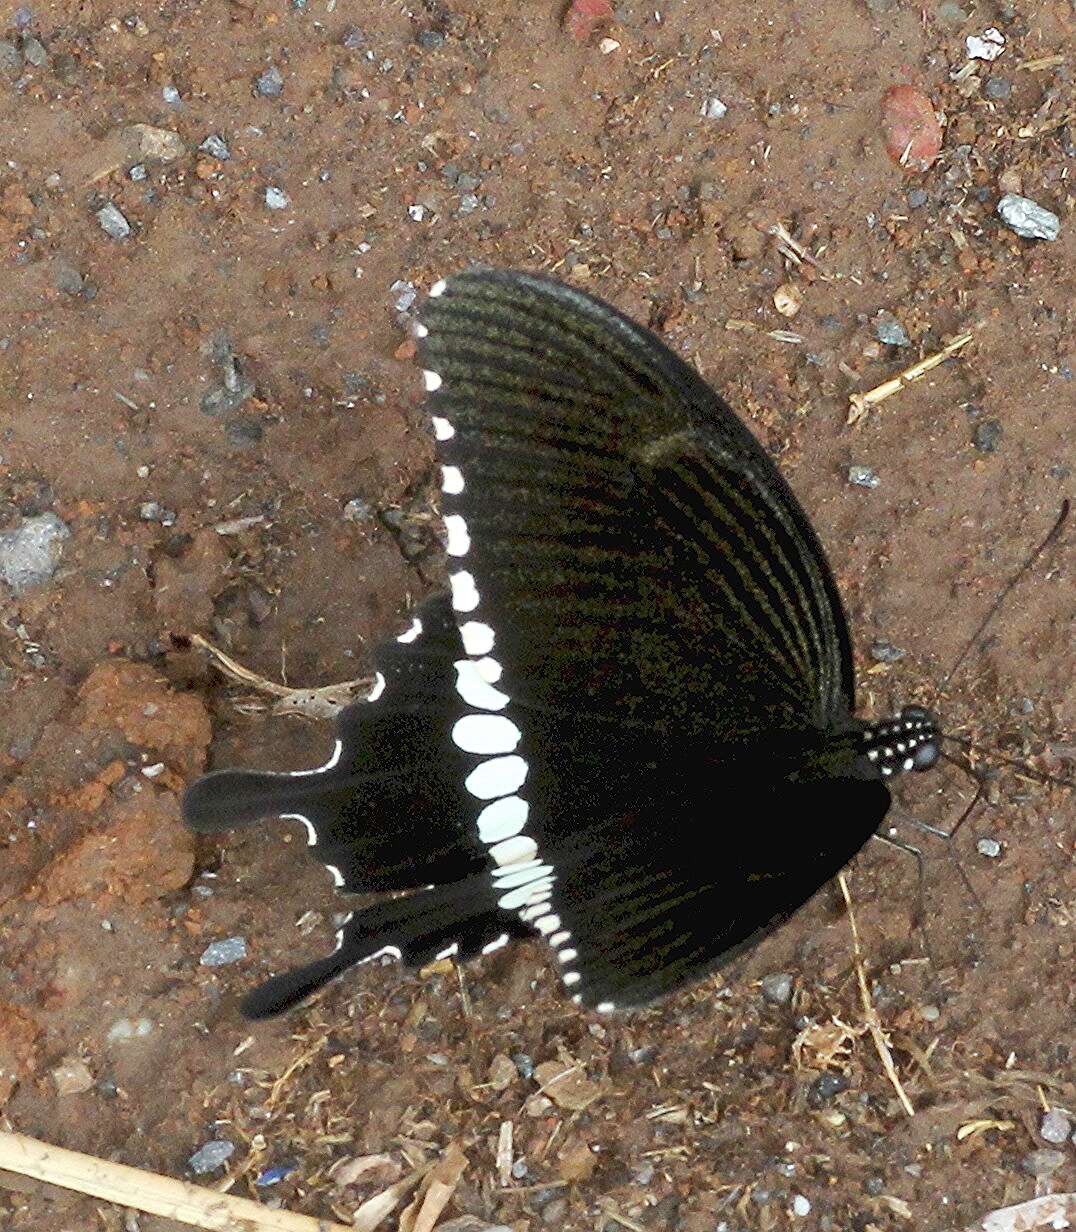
[458, 193, 480, 213]
[976, 837, 1001, 858]
[1039, 1109, 1071, 1144]
[199, 937, 248, 967]
[129, 164, 147, 181]
[96, 202, 131, 239]
[919, 1004, 940, 1022]
[0, 40, 22, 73]
[139, 501, 176, 525]
[53, 263, 83, 295]
[807, 1072, 848, 1107]
[873, 310, 911, 347]
[391, 279, 417, 314]
[972, 418, 1003, 453]
[14, 5, 32, 28]
[848, 464, 880, 489]
[188, 1140, 235, 1174]
[511, 1052, 534, 1079]
[21, 35, 47, 66]
[792, 1196, 811, 1218]
[416, 28, 445, 49]
[341, 25, 365, 48]
[265, 186, 288, 210]
[997, 193, 1060, 241]
[936, 1, 968, 23]
[864, 1177, 885, 1197]
[983, 76, 1011, 100]
[200, 133, 230, 160]
[106, 1016, 153, 1043]
[1022, 1149, 1065, 1179]
[632, 1161, 655, 1185]
[906, 187, 928, 208]
[511, 1158, 528, 1180]
[760, 972, 794, 1005]
[870, 638, 905, 663]
[162, 84, 180, 104]
[966, 27, 1005, 61]
[343, 497, 373, 523]
[255, 1163, 295, 1186]
[255, 64, 284, 97]
[701, 97, 728, 120]
[0, 512, 70, 594]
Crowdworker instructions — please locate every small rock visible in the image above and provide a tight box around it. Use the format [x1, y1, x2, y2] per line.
[52, 1057, 95, 1095]
[760, 972, 794, 1005]
[488, 1052, 518, 1091]
[792, 1195, 811, 1218]
[966, 28, 1005, 61]
[21, 35, 47, 67]
[106, 1017, 154, 1044]
[1022, 1149, 1065, 1179]
[255, 1163, 295, 1186]
[96, 202, 131, 239]
[391, 279, 417, 315]
[265, 186, 288, 210]
[542, 1197, 568, 1224]
[53, 263, 83, 295]
[162, 84, 180, 104]
[972, 418, 1003, 453]
[983, 76, 1011, 101]
[873, 310, 911, 347]
[343, 497, 373, 523]
[458, 192, 480, 213]
[416, 28, 445, 49]
[255, 64, 284, 97]
[807, 1072, 849, 1107]
[881, 84, 942, 168]
[848, 464, 880, 489]
[199, 133, 230, 160]
[906, 188, 929, 208]
[14, 6, 32, 29]
[997, 194, 1060, 241]
[341, 26, 365, 49]
[139, 501, 176, 525]
[976, 837, 1001, 858]
[125, 123, 185, 163]
[919, 1004, 940, 1022]
[0, 512, 70, 594]
[701, 97, 728, 120]
[1039, 1109, 1071, 1144]
[512, 1052, 534, 1079]
[533, 1059, 602, 1111]
[0, 40, 22, 74]
[199, 937, 247, 967]
[935, 1, 968, 24]
[188, 1140, 235, 1174]
[129, 164, 147, 181]
[870, 638, 904, 663]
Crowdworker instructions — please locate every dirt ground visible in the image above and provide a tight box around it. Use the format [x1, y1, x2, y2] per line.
[1, 1, 1073, 1230]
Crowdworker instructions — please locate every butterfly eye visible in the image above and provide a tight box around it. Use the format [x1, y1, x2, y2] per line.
[899, 704, 936, 725]
[912, 741, 940, 772]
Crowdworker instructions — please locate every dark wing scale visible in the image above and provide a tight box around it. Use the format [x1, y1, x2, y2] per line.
[421, 269, 854, 740]
[184, 593, 488, 892]
[535, 770, 890, 1009]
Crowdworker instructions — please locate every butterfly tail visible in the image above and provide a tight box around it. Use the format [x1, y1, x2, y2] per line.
[183, 766, 321, 835]
[241, 874, 517, 1019]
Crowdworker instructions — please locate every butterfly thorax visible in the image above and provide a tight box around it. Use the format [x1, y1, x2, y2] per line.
[859, 705, 941, 779]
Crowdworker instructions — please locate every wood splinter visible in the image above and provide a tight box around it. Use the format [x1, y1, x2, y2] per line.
[847, 331, 974, 426]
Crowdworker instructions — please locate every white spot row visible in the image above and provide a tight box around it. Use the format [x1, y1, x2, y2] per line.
[425, 333, 595, 1009]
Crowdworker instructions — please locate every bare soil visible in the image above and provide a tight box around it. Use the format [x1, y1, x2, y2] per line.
[1, 2, 1073, 1231]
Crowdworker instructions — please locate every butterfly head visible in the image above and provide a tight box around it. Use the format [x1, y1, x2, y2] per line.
[861, 705, 941, 779]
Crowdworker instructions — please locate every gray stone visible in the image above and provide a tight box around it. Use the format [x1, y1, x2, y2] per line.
[199, 133, 230, 160]
[870, 638, 905, 663]
[0, 513, 70, 593]
[199, 937, 248, 967]
[998, 194, 1060, 241]
[0, 40, 22, 73]
[873, 310, 911, 347]
[21, 35, 46, 67]
[53, 263, 83, 294]
[162, 84, 180, 104]
[1022, 1149, 1065, 1178]
[760, 972, 794, 1004]
[972, 418, 1003, 452]
[129, 164, 147, 181]
[96, 202, 131, 239]
[848, 464, 880, 489]
[188, 1140, 235, 1174]
[264, 186, 288, 210]
[458, 192, 480, 213]
[906, 187, 928, 208]
[255, 64, 284, 97]
[701, 97, 728, 120]
[936, 2, 969, 25]
[976, 837, 1001, 858]
[343, 497, 373, 523]
[416, 28, 445, 49]
[983, 76, 1011, 100]
[1039, 1109, 1071, 1144]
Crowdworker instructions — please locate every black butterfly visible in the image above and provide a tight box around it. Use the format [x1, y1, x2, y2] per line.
[182, 268, 940, 1019]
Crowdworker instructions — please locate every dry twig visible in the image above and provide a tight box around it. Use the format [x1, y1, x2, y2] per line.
[847, 332, 974, 425]
[0, 1130, 352, 1232]
[838, 873, 915, 1117]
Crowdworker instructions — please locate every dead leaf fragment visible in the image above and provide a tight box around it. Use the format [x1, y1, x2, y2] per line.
[399, 1143, 468, 1232]
[556, 1137, 598, 1183]
[881, 85, 942, 168]
[534, 1060, 602, 1111]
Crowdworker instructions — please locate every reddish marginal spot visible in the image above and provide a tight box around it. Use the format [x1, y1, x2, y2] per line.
[881, 85, 942, 168]
[564, 0, 614, 42]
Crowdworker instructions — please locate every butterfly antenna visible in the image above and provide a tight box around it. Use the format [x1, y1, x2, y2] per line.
[942, 500, 1069, 689]
[940, 738, 1074, 791]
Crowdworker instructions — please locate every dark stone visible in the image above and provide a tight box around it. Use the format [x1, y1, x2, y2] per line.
[972, 418, 1003, 452]
[807, 1072, 849, 1107]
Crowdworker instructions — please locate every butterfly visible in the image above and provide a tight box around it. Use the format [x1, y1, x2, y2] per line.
[182, 268, 941, 1019]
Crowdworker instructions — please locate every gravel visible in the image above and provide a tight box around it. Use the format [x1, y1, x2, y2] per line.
[1039, 1109, 1071, 1144]
[188, 1140, 235, 1174]
[199, 133, 230, 160]
[255, 63, 284, 97]
[199, 937, 248, 967]
[760, 972, 794, 1005]
[997, 194, 1061, 241]
[0, 512, 70, 593]
[848, 464, 880, 489]
[96, 202, 131, 239]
